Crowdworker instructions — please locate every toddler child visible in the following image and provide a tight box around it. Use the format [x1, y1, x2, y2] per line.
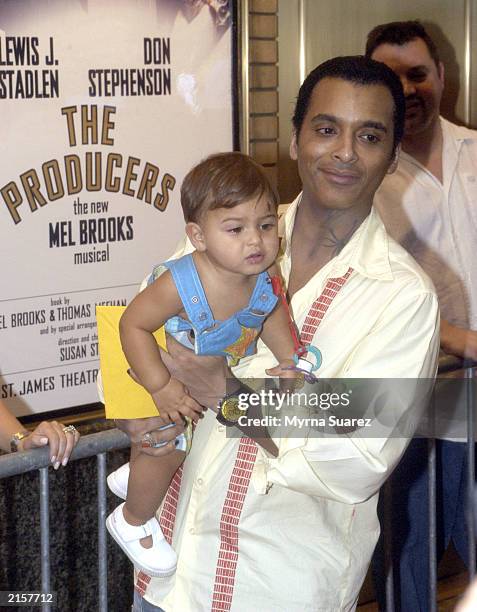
[106, 152, 301, 577]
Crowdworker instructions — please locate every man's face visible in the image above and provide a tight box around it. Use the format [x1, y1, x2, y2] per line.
[370, 38, 444, 137]
[290, 77, 397, 213]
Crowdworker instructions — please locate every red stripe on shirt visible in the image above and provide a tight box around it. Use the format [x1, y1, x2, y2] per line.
[211, 437, 258, 611]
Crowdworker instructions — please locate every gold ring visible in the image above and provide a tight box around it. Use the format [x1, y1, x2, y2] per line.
[62, 425, 76, 434]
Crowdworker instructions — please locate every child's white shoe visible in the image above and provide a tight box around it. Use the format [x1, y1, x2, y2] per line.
[107, 462, 130, 500]
[106, 503, 177, 577]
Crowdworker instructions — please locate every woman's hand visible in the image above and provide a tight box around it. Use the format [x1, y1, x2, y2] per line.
[20, 420, 80, 469]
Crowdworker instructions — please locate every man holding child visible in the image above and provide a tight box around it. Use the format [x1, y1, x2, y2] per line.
[117, 56, 439, 612]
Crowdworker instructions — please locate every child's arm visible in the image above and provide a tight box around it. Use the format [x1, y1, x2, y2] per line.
[260, 301, 297, 376]
[119, 271, 203, 424]
[259, 266, 298, 378]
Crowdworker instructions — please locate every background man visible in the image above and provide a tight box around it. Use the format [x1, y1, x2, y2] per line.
[367, 20, 477, 611]
[119, 56, 439, 612]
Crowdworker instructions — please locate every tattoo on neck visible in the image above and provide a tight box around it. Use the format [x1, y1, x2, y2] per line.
[323, 209, 348, 225]
[321, 219, 359, 256]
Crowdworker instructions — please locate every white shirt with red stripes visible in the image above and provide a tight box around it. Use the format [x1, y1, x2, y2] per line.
[136, 194, 440, 612]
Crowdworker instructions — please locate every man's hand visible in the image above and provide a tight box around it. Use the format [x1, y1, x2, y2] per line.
[160, 335, 231, 411]
[151, 377, 204, 425]
[440, 319, 477, 361]
[160, 336, 279, 456]
[115, 415, 185, 457]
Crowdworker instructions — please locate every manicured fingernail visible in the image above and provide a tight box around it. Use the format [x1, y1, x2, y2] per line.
[62, 457, 68, 466]
[54, 461, 60, 470]
[51, 456, 56, 463]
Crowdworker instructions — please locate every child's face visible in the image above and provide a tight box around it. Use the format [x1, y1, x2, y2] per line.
[196, 194, 279, 276]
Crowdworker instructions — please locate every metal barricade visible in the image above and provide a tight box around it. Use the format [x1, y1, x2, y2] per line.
[383, 356, 477, 611]
[0, 428, 130, 612]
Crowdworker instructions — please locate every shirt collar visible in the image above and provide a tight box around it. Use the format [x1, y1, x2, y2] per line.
[440, 116, 477, 142]
[395, 117, 476, 189]
[398, 116, 477, 168]
[279, 193, 393, 281]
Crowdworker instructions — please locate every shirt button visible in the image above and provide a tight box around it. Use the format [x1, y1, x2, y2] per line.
[197, 478, 204, 486]
[217, 425, 225, 432]
[189, 527, 195, 534]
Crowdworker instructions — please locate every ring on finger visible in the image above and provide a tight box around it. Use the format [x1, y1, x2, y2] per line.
[141, 432, 169, 449]
[141, 432, 155, 448]
[62, 425, 77, 434]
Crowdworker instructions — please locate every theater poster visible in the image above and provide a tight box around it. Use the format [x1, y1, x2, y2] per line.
[0, 0, 234, 416]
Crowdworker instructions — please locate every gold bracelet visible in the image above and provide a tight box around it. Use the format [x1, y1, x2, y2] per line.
[10, 431, 29, 453]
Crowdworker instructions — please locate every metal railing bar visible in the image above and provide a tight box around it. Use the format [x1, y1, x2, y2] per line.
[39, 467, 52, 612]
[0, 429, 130, 479]
[97, 452, 108, 612]
[428, 437, 437, 612]
[467, 366, 476, 579]
[383, 480, 395, 612]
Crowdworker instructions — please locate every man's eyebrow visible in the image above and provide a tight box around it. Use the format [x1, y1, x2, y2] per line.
[408, 64, 429, 72]
[362, 121, 387, 133]
[310, 114, 388, 133]
[310, 113, 338, 124]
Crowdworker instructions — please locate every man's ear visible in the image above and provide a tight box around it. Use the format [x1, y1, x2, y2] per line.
[290, 130, 298, 160]
[185, 222, 206, 251]
[387, 144, 400, 175]
[438, 61, 445, 86]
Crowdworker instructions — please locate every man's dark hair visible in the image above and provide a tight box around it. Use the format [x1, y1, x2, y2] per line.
[365, 20, 440, 68]
[292, 55, 405, 152]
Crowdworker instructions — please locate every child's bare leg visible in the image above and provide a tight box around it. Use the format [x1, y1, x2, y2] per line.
[129, 441, 141, 463]
[123, 446, 185, 548]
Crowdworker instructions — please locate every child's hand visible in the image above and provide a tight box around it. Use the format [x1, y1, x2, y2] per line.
[151, 377, 204, 425]
[265, 359, 303, 393]
[266, 359, 297, 378]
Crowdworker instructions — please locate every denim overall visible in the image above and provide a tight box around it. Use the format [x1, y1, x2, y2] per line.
[149, 254, 278, 365]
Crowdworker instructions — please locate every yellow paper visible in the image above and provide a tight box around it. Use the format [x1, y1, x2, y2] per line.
[96, 306, 167, 419]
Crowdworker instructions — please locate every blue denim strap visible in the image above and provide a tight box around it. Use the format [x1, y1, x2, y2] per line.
[236, 271, 278, 328]
[163, 255, 214, 333]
